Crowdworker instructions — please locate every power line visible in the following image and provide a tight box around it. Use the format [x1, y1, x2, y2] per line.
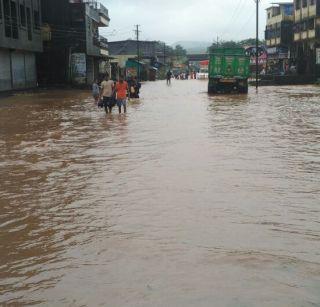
[101, 26, 133, 36]
[222, 0, 246, 38]
[234, 8, 256, 38]
[108, 30, 133, 37]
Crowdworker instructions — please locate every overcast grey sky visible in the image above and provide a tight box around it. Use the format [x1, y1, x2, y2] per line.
[100, 0, 288, 44]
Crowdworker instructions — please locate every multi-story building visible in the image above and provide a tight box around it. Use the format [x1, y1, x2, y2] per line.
[265, 3, 294, 48]
[293, 0, 320, 76]
[265, 2, 294, 74]
[37, 0, 110, 85]
[0, 0, 43, 91]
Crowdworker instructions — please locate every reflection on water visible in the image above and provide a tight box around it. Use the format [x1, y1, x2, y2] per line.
[0, 82, 320, 306]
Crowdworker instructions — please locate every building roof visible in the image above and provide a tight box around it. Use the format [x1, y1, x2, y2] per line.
[266, 2, 294, 10]
[108, 40, 160, 57]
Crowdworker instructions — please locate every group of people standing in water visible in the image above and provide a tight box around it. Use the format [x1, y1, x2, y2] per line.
[92, 75, 141, 114]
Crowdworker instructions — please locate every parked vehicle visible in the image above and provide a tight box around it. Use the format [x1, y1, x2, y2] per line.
[196, 68, 209, 80]
[208, 48, 250, 94]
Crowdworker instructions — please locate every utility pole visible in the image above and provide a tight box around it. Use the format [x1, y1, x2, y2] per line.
[255, 0, 260, 90]
[163, 43, 166, 69]
[135, 25, 141, 81]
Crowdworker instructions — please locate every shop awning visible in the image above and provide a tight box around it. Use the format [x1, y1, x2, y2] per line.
[200, 60, 209, 66]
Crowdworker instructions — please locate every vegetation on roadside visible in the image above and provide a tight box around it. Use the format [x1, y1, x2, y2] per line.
[158, 42, 188, 66]
[208, 38, 265, 52]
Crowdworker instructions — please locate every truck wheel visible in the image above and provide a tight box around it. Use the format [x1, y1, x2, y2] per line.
[238, 82, 248, 94]
[239, 86, 248, 94]
[208, 86, 216, 94]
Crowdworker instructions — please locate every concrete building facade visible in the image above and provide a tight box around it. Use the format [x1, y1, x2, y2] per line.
[0, 0, 42, 91]
[293, 0, 320, 75]
[265, 3, 294, 48]
[265, 2, 294, 73]
[37, 0, 110, 86]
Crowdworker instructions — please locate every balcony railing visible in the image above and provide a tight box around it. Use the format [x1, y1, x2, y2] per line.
[80, 0, 109, 20]
[99, 36, 108, 49]
[87, 6, 100, 23]
[97, 3, 109, 20]
[92, 35, 109, 50]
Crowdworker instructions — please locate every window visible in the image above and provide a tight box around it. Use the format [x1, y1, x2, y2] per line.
[26, 7, 32, 40]
[302, 0, 307, 7]
[33, 10, 39, 29]
[302, 20, 307, 31]
[309, 18, 315, 29]
[10, 0, 18, 38]
[4, 0, 10, 37]
[273, 7, 281, 16]
[310, 0, 315, 5]
[296, 0, 301, 9]
[3, 0, 19, 39]
[20, 4, 26, 27]
[0, 0, 3, 21]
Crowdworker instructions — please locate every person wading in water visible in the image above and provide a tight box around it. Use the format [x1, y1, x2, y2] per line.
[92, 79, 100, 105]
[115, 76, 128, 114]
[166, 70, 173, 85]
[100, 75, 115, 114]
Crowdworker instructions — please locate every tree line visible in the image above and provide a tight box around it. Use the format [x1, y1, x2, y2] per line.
[158, 39, 266, 58]
[208, 38, 265, 52]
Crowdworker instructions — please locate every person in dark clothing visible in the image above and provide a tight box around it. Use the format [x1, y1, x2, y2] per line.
[128, 77, 141, 98]
[128, 77, 136, 99]
[166, 70, 172, 85]
[133, 77, 141, 98]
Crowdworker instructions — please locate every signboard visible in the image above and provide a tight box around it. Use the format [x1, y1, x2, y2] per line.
[71, 53, 86, 84]
[246, 46, 267, 65]
[126, 68, 137, 77]
[267, 46, 289, 60]
[267, 47, 278, 55]
[316, 49, 320, 65]
[250, 53, 267, 65]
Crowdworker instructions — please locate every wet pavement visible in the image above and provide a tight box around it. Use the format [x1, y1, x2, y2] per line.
[0, 80, 320, 306]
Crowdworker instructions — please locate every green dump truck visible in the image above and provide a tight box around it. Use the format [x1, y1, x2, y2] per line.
[208, 48, 250, 94]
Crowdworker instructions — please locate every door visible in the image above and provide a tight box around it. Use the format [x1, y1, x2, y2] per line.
[25, 53, 37, 88]
[11, 51, 26, 89]
[0, 50, 12, 91]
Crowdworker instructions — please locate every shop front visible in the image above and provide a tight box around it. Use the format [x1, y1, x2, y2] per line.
[266, 46, 291, 75]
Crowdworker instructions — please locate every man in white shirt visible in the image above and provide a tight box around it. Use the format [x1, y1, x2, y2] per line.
[100, 75, 115, 114]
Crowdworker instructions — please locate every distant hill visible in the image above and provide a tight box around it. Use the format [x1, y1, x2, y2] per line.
[172, 41, 211, 54]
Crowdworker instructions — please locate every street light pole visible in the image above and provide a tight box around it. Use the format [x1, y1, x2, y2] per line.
[163, 43, 166, 70]
[255, 0, 260, 90]
[135, 24, 141, 81]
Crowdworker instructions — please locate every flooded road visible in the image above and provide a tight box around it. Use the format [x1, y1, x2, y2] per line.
[0, 80, 320, 306]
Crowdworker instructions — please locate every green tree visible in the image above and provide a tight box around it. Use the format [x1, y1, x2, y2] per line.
[239, 38, 265, 46]
[174, 45, 187, 57]
[208, 38, 265, 52]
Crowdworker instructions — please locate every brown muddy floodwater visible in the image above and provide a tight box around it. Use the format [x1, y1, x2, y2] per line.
[0, 80, 320, 306]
